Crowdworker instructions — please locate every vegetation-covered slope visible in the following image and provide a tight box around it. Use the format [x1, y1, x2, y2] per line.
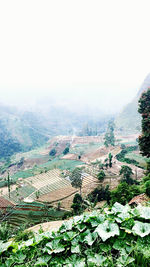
[0, 203, 150, 266]
[0, 105, 49, 159]
[115, 73, 150, 133]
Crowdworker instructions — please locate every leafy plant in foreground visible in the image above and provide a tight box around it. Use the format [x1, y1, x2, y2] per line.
[0, 202, 149, 266]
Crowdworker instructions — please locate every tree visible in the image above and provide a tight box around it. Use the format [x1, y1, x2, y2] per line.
[108, 153, 113, 168]
[104, 120, 115, 147]
[71, 193, 84, 214]
[49, 148, 56, 157]
[70, 168, 82, 195]
[7, 172, 10, 199]
[138, 88, 150, 158]
[119, 165, 134, 185]
[97, 170, 106, 181]
[63, 147, 69, 155]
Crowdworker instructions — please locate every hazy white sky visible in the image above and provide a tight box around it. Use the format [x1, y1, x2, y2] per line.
[0, 0, 150, 112]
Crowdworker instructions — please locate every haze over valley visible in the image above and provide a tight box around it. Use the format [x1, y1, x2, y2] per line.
[0, 1, 150, 266]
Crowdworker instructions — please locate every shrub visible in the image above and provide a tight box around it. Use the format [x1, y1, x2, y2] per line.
[14, 230, 34, 242]
[88, 185, 111, 204]
[63, 147, 69, 155]
[71, 193, 86, 214]
[97, 170, 105, 181]
[119, 165, 135, 185]
[49, 148, 56, 157]
[111, 182, 141, 205]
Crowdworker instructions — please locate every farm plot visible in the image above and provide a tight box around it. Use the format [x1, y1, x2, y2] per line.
[38, 172, 98, 210]
[39, 158, 85, 171]
[125, 152, 148, 168]
[70, 142, 103, 155]
[25, 169, 62, 189]
[3, 185, 36, 204]
[1, 202, 66, 227]
[24, 169, 71, 201]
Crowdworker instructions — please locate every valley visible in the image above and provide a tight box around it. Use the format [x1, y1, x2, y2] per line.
[0, 133, 146, 228]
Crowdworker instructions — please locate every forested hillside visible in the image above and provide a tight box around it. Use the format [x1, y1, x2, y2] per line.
[0, 103, 110, 159]
[115, 74, 150, 133]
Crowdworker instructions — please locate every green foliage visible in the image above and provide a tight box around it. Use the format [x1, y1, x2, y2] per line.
[70, 168, 83, 194]
[116, 146, 141, 167]
[71, 193, 86, 214]
[88, 185, 111, 204]
[104, 120, 115, 147]
[120, 165, 135, 185]
[138, 88, 150, 157]
[63, 147, 69, 155]
[0, 120, 22, 159]
[0, 203, 150, 266]
[111, 182, 141, 205]
[108, 153, 113, 168]
[0, 223, 12, 242]
[14, 230, 34, 242]
[145, 180, 150, 197]
[49, 148, 57, 157]
[97, 170, 106, 181]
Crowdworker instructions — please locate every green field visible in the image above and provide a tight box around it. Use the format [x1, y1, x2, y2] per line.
[11, 143, 50, 161]
[70, 142, 103, 155]
[10, 157, 84, 182]
[39, 158, 85, 171]
[125, 152, 148, 168]
[1, 202, 67, 226]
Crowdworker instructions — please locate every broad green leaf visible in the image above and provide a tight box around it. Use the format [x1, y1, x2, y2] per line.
[121, 218, 135, 231]
[89, 215, 105, 227]
[63, 231, 77, 241]
[19, 238, 34, 249]
[113, 239, 126, 250]
[135, 205, 150, 220]
[94, 221, 119, 241]
[35, 256, 51, 266]
[112, 202, 130, 214]
[64, 254, 85, 266]
[60, 220, 73, 232]
[76, 223, 86, 232]
[41, 231, 54, 239]
[0, 241, 13, 254]
[112, 202, 131, 222]
[73, 215, 84, 224]
[5, 258, 15, 267]
[82, 230, 97, 246]
[14, 251, 26, 263]
[71, 236, 80, 247]
[46, 240, 65, 254]
[116, 250, 135, 267]
[71, 244, 80, 253]
[87, 254, 107, 266]
[99, 243, 111, 252]
[132, 221, 150, 237]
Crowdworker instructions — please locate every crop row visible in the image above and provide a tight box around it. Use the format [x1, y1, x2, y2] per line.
[3, 185, 36, 204]
[25, 169, 61, 189]
[28, 178, 71, 200]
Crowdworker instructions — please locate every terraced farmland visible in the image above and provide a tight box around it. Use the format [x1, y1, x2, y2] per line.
[3, 185, 36, 204]
[25, 169, 62, 189]
[24, 169, 71, 201]
[38, 172, 98, 209]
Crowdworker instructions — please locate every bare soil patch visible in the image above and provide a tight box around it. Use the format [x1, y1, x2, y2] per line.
[27, 220, 64, 233]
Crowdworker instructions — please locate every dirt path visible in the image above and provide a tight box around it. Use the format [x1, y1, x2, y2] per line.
[27, 220, 64, 233]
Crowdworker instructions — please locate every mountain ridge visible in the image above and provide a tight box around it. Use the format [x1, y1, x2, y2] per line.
[115, 73, 150, 133]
